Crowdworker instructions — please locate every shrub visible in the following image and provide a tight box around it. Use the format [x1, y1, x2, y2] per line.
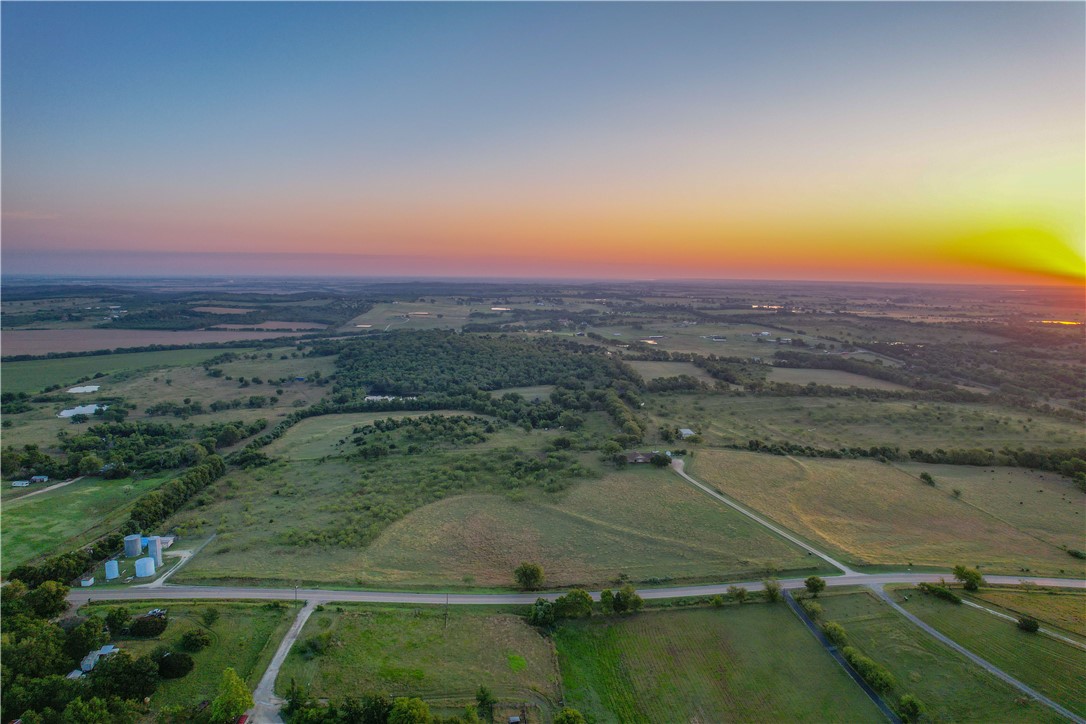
[841, 646, 896, 693]
[1067, 549, 1086, 560]
[917, 582, 962, 604]
[821, 621, 848, 647]
[514, 562, 545, 590]
[919, 472, 936, 486]
[899, 694, 926, 722]
[527, 598, 555, 627]
[804, 576, 826, 597]
[158, 651, 195, 679]
[130, 615, 168, 637]
[1017, 616, 1040, 632]
[181, 628, 212, 651]
[800, 600, 822, 619]
[762, 578, 782, 603]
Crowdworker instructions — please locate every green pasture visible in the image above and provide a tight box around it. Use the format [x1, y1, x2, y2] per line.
[554, 605, 881, 723]
[968, 588, 1086, 638]
[276, 603, 560, 710]
[80, 600, 293, 712]
[817, 590, 1063, 722]
[689, 449, 1084, 577]
[1, 348, 252, 395]
[895, 587, 1086, 716]
[624, 360, 717, 384]
[1, 473, 170, 573]
[766, 366, 911, 390]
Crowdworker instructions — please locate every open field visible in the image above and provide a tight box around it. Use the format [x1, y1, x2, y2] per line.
[1, 473, 170, 573]
[211, 321, 328, 330]
[0, 329, 308, 356]
[341, 300, 473, 331]
[892, 587, 1086, 717]
[896, 463, 1086, 557]
[554, 605, 881, 723]
[624, 360, 717, 384]
[170, 460, 825, 589]
[0, 347, 253, 395]
[968, 589, 1086, 638]
[645, 394, 1085, 450]
[488, 385, 556, 401]
[80, 600, 294, 712]
[689, 450, 1085, 576]
[263, 411, 482, 460]
[766, 366, 911, 390]
[276, 603, 560, 710]
[817, 590, 1063, 722]
[587, 322, 830, 358]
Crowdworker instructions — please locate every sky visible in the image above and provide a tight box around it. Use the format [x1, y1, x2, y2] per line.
[2, 2, 1083, 284]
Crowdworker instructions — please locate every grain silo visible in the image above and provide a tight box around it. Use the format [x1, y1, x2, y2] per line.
[134, 557, 156, 578]
[104, 560, 120, 580]
[123, 534, 142, 558]
[148, 536, 163, 567]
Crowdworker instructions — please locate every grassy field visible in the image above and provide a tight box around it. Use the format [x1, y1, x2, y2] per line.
[817, 590, 1063, 722]
[488, 385, 556, 401]
[625, 360, 717, 384]
[891, 587, 1086, 717]
[968, 589, 1086, 638]
[276, 603, 560, 711]
[585, 321, 830, 358]
[341, 300, 473, 331]
[644, 394, 1085, 450]
[1, 474, 170, 573]
[170, 434, 825, 588]
[688, 450, 1084, 576]
[80, 600, 293, 712]
[554, 605, 881, 723]
[0, 329, 306, 357]
[263, 411, 482, 460]
[0, 347, 253, 395]
[766, 367, 911, 391]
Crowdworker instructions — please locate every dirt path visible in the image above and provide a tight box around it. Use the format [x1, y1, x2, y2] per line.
[249, 600, 317, 723]
[11, 476, 84, 500]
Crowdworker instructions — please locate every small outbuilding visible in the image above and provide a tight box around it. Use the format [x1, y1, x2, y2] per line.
[30, 475, 49, 483]
[678, 428, 697, 439]
[11, 480, 30, 488]
[80, 644, 118, 672]
[625, 452, 653, 464]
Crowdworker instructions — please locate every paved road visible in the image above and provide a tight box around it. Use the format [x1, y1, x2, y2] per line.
[671, 459, 858, 574]
[872, 585, 1086, 724]
[250, 601, 316, 724]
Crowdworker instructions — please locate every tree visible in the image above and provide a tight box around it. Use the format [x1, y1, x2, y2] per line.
[65, 616, 107, 662]
[86, 651, 159, 701]
[181, 628, 212, 651]
[554, 589, 593, 619]
[210, 667, 253, 723]
[475, 685, 496, 718]
[105, 607, 131, 637]
[157, 652, 195, 679]
[763, 579, 782, 603]
[388, 696, 432, 724]
[130, 614, 169, 637]
[78, 454, 104, 476]
[821, 621, 848, 647]
[599, 589, 615, 614]
[202, 607, 221, 627]
[527, 598, 555, 627]
[727, 585, 748, 603]
[804, 576, 826, 598]
[613, 584, 643, 614]
[1017, 616, 1040, 633]
[899, 694, 926, 723]
[952, 565, 984, 591]
[514, 562, 544, 591]
[554, 708, 587, 724]
[919, 472, 936, 486]
[25, 581, 70, 618]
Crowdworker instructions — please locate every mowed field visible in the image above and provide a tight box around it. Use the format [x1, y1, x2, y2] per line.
[1, 474, 170, 573]
[624, 360, 717, 385]
[968, 589, 1086, 638]
[689, 450, 1085, 576]
[0, 329, 307, 356]
[276, 604, 560, 711]
[80, 600, 293, 713]
[766, 366, 911, 391]
[554, 605, 881, 723]
[817, 590, 1064, 723]
[263, 411, 479, 460]
[892, 587, 1086, 717]
[646, 394, 1085, 450]
[0, 347, 252, 395]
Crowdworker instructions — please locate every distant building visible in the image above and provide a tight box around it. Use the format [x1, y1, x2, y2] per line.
[80, 577, 95, 587]
[678, 428, 697, 439]
[11, 480, 30, 488]
[625, 452, 653, 464]
[30, 475, 49, 483]
[80, 645, 118, 672]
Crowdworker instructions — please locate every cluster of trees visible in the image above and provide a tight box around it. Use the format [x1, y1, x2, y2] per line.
[350, 415, 495, 458]
[126, 456, 226, 532]
[917, 582, 962, 604]
[526, 585, 641, 627]
[840, 646, 896, 694]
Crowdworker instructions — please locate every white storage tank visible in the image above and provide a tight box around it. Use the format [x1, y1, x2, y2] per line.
[123, 534, 142, 558]
[148, 536, 163, 567]
[134, 557, 156, 578]
[104, 560, 120, 580]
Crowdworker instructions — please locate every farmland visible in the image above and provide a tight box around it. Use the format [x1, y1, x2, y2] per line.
[645, 394, 1085, 450]
[276, 603, 560, 710]
[341, 300, 473, 331]
[765, 366, 911, 390]
[892, 587, 1086, 717]
[625, 360, 717, 385]
[968, 589, 1086, 638]
[553, 605, 881, 723]
[816, 590, 1063, 722]
[0, 347, 252, 395]
[80, 600, 294, 712]
[689, 449, 1084, 576]
[0, 329, 306, 356]
[1, 473, 170, 574]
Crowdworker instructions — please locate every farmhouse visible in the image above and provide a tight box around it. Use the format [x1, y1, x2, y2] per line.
[625, 452, 653, 464]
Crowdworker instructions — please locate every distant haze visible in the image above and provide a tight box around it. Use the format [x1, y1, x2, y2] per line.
[2, 3, 1083, 285]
